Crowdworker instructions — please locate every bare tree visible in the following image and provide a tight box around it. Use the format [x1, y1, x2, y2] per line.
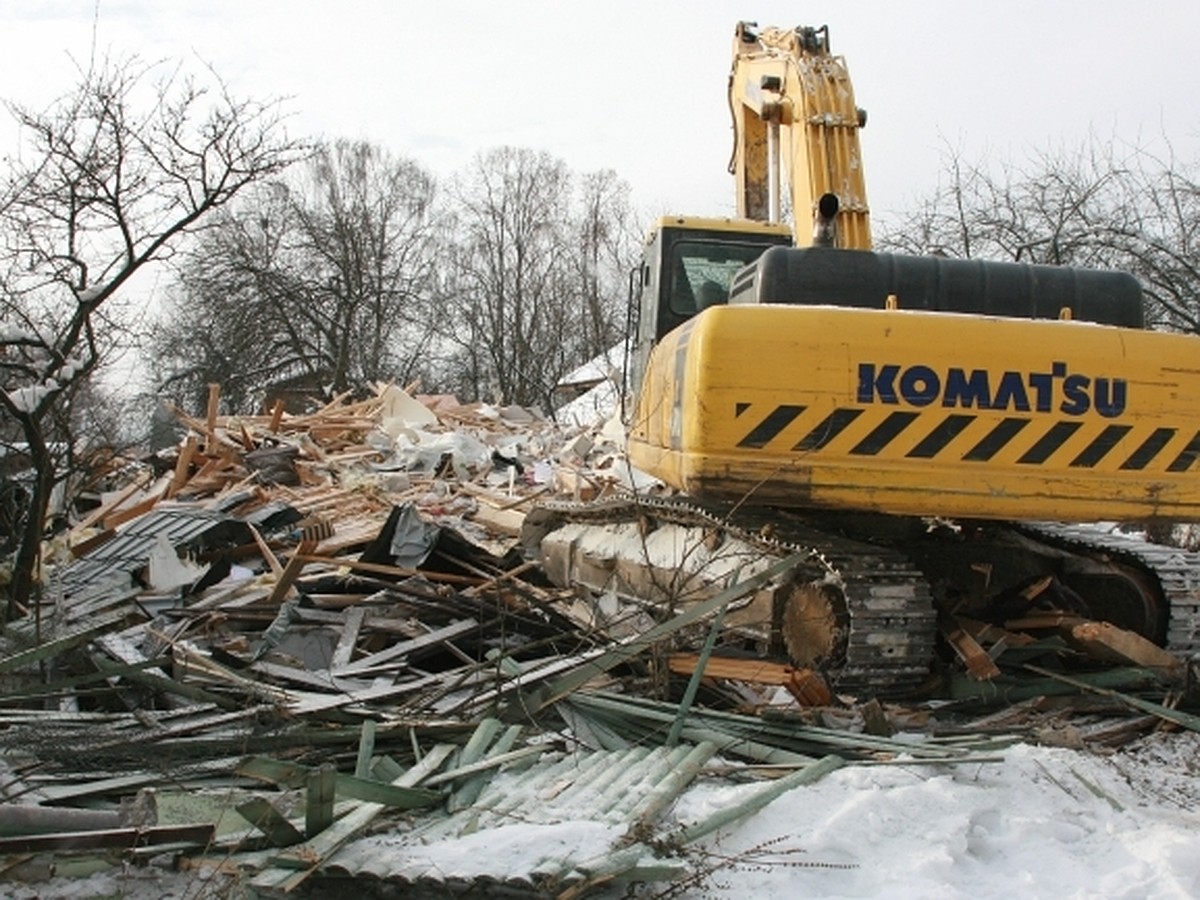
[0, 56, 303, 618]
[440, 148, 635, 407]
[153, 139, 440, 411]
[572, 169, 640, 360]
[878, 140, 1200, 333]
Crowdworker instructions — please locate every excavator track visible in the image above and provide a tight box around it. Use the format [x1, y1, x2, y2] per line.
[526, 494, 938, 696]
[1018, 523, 1200, 658]
[528, 493, 1200, 699]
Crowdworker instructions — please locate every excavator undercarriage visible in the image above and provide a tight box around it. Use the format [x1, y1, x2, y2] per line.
[525, 496, 1200, 697]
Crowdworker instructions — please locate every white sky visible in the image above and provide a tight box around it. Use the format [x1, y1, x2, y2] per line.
[3, 1, 1200, 234]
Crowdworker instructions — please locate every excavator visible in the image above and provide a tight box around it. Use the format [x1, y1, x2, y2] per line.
[530, 22, 1200, 695]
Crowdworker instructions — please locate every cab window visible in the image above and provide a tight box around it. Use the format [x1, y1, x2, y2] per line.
[668, 241, 768, 315]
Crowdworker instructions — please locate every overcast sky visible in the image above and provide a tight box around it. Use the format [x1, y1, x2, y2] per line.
[4, 1, 1200, 234]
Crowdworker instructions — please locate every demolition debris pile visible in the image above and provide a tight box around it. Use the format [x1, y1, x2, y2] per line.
[0, 384, 1197, 896]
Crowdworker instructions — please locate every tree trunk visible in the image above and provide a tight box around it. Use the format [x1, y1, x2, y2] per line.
[7, 418, 53, 621]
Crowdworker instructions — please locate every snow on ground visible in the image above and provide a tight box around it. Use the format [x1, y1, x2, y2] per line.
[4, 732, 1199, 899]
[667, 731, 1200, 900]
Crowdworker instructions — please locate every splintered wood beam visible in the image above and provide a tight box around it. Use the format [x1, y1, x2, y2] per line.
[1066, 620, 1186, 681]
[669, 653, 832, 706]
[668, 653, 802, 684]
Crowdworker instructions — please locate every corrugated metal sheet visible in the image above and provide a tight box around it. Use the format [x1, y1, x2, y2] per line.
[319, 743, 711, 893]
[59, 506, 243, 595]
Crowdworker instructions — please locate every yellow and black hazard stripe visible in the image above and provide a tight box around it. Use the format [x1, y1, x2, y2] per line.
[734, 403, 1200, 472]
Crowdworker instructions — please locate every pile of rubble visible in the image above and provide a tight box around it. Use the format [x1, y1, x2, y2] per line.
[0, 384, 1196, 896]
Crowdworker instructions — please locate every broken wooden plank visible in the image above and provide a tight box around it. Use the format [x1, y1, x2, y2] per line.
[172, 643, 293, 705]
[448, 723, 523, 812]
[305, 764, 337, 837]
[247, 522, 284, 579]
[1025, 664, 1200, 733]
[940, 616, 1002, 680]
[667, 606, 728, 748]
[268, 398, 286, 432]
[331, 618, 479, 677]
[667, 653, 832, 705]
[329, 606, 367, 670]
[0, 823, 215, 854]
[90, 654, 242, 711]
[354, 720, 376, 779]
[1005, 612, 1088, 631]
[955, 616, 1038, 650]
[421, 745, 545, 786]
[948, 666, 1164, 703]
[236, 797, 304, 847]
[267, 541, 318, 605]
[71, 472, 152, 536]
[295, 553, 485, 586]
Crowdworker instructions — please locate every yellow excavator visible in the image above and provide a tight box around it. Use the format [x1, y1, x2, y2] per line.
[533, 22, 1200, 695]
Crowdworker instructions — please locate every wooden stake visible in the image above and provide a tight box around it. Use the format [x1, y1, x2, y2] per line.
[269, 398, 285, 433]
[204, 383, 221, 453]
[166, 434, 199, 499]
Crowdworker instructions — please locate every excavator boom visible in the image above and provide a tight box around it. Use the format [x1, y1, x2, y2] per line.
[729, 22, 871, 249]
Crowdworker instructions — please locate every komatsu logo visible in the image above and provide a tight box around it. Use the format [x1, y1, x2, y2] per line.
[857, 362, 1127, 418]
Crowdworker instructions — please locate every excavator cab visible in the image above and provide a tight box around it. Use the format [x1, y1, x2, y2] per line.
[625, 216, 791, 401]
